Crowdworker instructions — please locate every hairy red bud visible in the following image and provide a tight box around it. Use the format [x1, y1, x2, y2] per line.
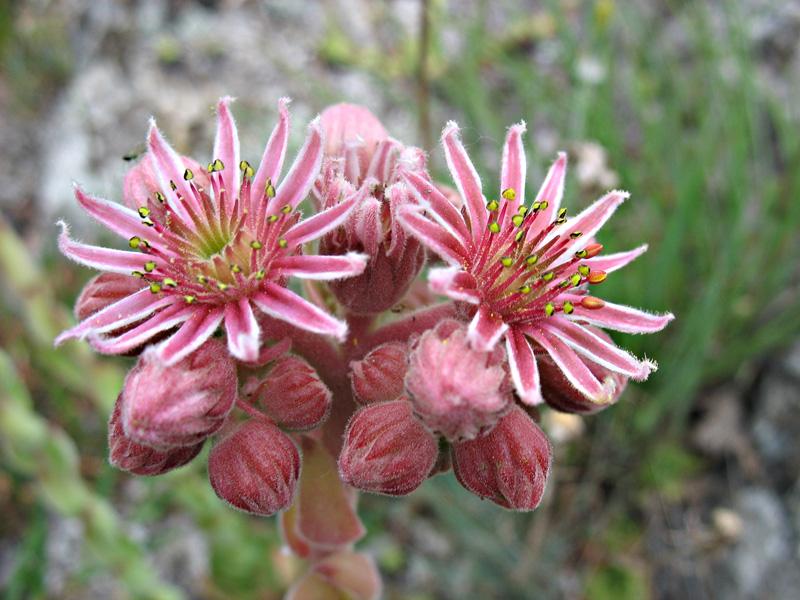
[452, 406, 552, 511]
[208, 419, 300, 516]
[108, 394, 202, 476]
[349, 341, 408, 404]
[121, 339, 237, 448]
[338, 399, 437, 496]
[252, 355, 332, 430]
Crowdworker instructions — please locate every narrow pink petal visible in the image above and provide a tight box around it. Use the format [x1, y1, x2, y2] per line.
[90, 303, 193, 354]
[55, 289, 174, 345]
[269, 117, 323, 214]
[146, 120, 197, 225]
[213, 97, 241, 209]
[568, 301, 674, 334]
[155, 307, 225, 366]
[58, 222, 163, 274]
[541, 318, 655, 380]
[547, 190, 628, 269]
[467, 305, 509, 352]
[253, 283, 347, 341]
[500, 122, 527, 216]
[584, 244, 648, 274]
[428, 266, 480, 304]
[224, 298, 260, 362]
[505, 328, 542, 405]
[526, 152, 567, 242]
[403, 170, 471, 248]
[284, 185, 364, 246]
[528, 327, 615, 403]
[441, 121, 487, 239]
[398, 205, 468, 267]
[253, 97, 290, 203]
[366, 138, 401, 181]
[73, 186, 158, 244]
[274, 253, 368, 280]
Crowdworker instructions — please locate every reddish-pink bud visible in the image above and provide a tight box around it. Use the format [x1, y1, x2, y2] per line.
[121, 339, 237, 448]
[538, 328, 628, 414]
[108, 394, 202, 476]
[251, 356, 332, 430]
[75, 273, 146, 322]
[338, 399, 438, 496]
[208, 419, 300, 516]
[320, 103, 388, 172]
[452, 405, 552, 511]
[349, 341, 408, 404]
[406, 320, 510, 441]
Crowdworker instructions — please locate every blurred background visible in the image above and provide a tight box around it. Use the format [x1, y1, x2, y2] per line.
[2, 0, 800, 598]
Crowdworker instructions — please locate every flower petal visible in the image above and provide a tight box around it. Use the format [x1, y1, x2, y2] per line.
[366, 138, 401, 182]
[253, 283, 347, 341]
[58, 222, 163, 274]
[568, 301, 674, 334]
[528, 327, 616, 403]
[283, 185, 364, 246]
[253, 97, 290, 204]
[441, 121, 487, 240]
[155, 307, 225, 366]
[467, 305, 509, 352]
[274, 253, 368, 280]
[584, 244, 648, 274]
[526, 152, 567, 242]
[55, 288, 173, 345]
[541, 318, 655, 380]
[500, 122, 526, 218]
[269, 117, 323, 214]
[397, 204, 468, 267]
[146, 120, 198, 225]
[428, 266, 480, 304]
[505, 329, 542, 405]
[224, 298, 260, 362]
[73, 186, 160, 245]
[213, 96, 241, 212]
[403, 170, 471, 248]
[90, 303, 194, 354]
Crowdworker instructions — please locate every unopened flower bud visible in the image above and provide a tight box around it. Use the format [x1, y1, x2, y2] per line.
[251, 355, 332, 430]
[338, 399, 438, 496]
[208, 419, 300, 516]
[538, 327, 628, 414]
[452, 406, 552, 511]
[320, 103, 388, 174]
[121, 339, 237, 448]
[108, 394, 202, 475]
[349, 342, 408, 404]
[406, 320, 510, 441]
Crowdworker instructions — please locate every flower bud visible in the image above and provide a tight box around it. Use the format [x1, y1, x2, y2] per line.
[338, 399, 438, 496]
[251, 356, 332, 430]
[121, 339, 237, 448]
[349, 341, 408, 404]
[538, 328, 628, 414]
[320, 103, 388, 175]
[75, 273, 146, 322]
[452, 406, 552, 511]
[208, 419, 300, 516]
[406, 320, 510, 441]
[108, 394, 202, 476]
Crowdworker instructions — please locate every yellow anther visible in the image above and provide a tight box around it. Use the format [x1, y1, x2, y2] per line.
[184, 295, 196, 304]
[501, 256, 514, 268]
[511, 214, 525, 227]
[578, 264, 590, 277]
[210, 158, 225, 172]
[563, 301, 574, 314]
[539, 200, 549, 210]
[129, 236, 142, 249]
[265, 178, 276, 198]
[196, 274, 207, 284]
[532, 202, 541, 211]
[169, 180, 177, 191]
[144, 261, 156, 273]
[141, 217, 154, 227]
[238, 160, 254, 178]
[488, 222, 501, 233]
[526, 254, 539, 266]
[254, 270, 266, 280]
[183, 168, 194, 181]
[570, 273, 582, 286]
[154, 191, 166, 203]
[486, 199, 500, 212]
[163, 278, 177, 287]
[502, 188, 516, 201]
[575, 249, 588, 259]
[149, 282, 162, 294]
[138, 207, 150, 218]
[515, 230, 526, 243]
[278, 238, 288, 248]
[268, 214, 279, 222]
[558, 207, 567, 219]
[250, 240, 263, 250]
[544, 302, 555, 316]
[542, 272, 554, 282]
[519, 285, 532, 295]
[132, 270, 144, 278]
[217, 282, 229, 291]
[518, 205, 528, 216]
[570, 231, 583, 239]
[230, 264, 241, 274]
[281, 204, 292, 214]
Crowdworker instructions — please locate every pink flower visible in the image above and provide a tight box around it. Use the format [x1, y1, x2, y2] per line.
[316, 103, 427, 314]
[398, 121, 673, 407]
[56, 98, 368, 365]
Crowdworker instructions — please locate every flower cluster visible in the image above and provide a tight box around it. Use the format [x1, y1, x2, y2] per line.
[57, 99, 672, 598]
